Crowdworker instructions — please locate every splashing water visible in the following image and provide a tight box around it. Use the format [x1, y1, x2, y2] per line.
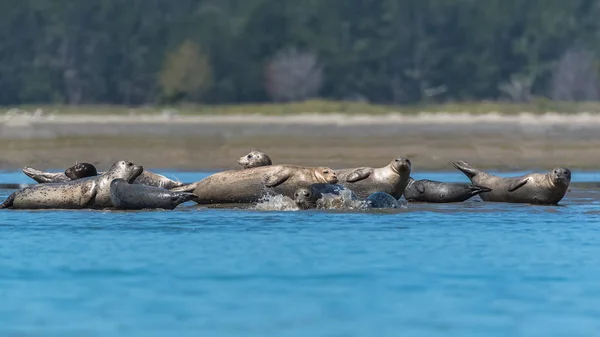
[254, 194, 299, 211]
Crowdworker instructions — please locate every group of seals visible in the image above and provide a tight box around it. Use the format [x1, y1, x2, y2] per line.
[1, 149, 572, 210]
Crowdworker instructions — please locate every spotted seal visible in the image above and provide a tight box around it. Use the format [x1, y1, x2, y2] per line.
[237, 150, 273, 169]
[1, 161, 143, 209]
[403, 177, 492, 203]
[171, 165, 338, 204]
[22, 163, 98, 183]
[451, 160, 571, 205]
[335, 157, 412, 199]
[109, 179, 199, 210]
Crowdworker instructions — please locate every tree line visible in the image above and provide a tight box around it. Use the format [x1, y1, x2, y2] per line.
[1, 0, 600, 106]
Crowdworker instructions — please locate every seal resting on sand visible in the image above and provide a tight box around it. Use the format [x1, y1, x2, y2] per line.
[109, 179, 199, 210]
[22, 163, 98, 183]
[237, 150, 273, 169]
[1, 161, 143, 210]
[22, 163, 183, 189]
[451, 160, 571, 205]
[335, 157, 412, 199]
[171, 165, 338, 204]
[403, 177, 492, 203]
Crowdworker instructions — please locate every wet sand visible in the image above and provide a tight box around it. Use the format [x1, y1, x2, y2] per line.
[1, 113, 599, 172]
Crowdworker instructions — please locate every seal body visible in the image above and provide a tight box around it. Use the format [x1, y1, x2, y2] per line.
[1, 161, 143, 209]
[335, 157, 412, 199]
[403, 177, 492, 203]
[237, 150, 273, 169]
[23, 163, 97, 183]
[22, 164, 181, 189]
[171, 165, 338, 204]
[109, 179, 199, 210]
[364, 192, 401, 208]
[451, 161, 571, 205]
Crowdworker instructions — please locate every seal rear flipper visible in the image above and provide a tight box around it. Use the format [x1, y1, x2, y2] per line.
[170, 183, 197, 193]
[346, 168, 372, 183]
[176, 193, 201, 204]
[470, 185, 492, 195]
[22, 166, 56, 183]
[451, 160, 480, 179]
[507, 178, 528, 192]
[0, 193, 16, 209]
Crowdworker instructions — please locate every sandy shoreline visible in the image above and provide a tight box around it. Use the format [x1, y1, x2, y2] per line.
[1, 113, 598, 172]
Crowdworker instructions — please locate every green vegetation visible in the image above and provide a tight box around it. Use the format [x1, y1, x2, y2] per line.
[8, 100, 600, 116]
[2, 0, 600, 108]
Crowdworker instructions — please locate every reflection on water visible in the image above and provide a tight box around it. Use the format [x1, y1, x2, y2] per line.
[1, 171, 600, 337]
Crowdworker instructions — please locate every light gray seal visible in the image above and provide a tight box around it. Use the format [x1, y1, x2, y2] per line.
[451, 160, 571, 205]
[22, 163, 182, 189]
[1, 161, 143, 210]
[403, 177, 492, 203]
[109, 179, 200, 210]
[22, 163, 98, 183]
[364, 192, 402, 208]
[335, 157, 412, 199]
[293, 183, 358, 210]
[237, 150, 273, 169]
[171, 165, 339, 204]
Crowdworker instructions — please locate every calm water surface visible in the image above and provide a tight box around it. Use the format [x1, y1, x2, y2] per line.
[1, 170, 600, 337]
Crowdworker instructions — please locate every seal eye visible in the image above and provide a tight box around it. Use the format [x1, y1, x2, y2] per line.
[323, 170, 330, 174]
[247, 155, 252, 158]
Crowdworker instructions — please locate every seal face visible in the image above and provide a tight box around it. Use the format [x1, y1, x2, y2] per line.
[109, 179, 198, 210]
[293, 183, 357, 210]
[237, 150, 273, 169]
[1, 160, 143, 210]
[451, 160, 571, 205]
[65, 163, 98, 180]
[364, 192, 401, 208]
[335, 157, 412, 199]
[171, 165, 338, 204]
[403, 177, 492, 203]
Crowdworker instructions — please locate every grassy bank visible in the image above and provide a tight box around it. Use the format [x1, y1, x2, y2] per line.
[5, 99, 600, 116]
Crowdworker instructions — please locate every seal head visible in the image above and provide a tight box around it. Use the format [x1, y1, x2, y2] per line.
[237, 150, 273, 169]
[64, 163, 98, 180]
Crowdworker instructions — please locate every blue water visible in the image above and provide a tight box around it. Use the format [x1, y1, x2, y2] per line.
[1, 170, 600, 336]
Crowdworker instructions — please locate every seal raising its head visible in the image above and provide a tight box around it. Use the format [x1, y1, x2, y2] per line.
[451, 160, 571, 205]
[335, 157, 412, 199]
[237, 150, 273, 169]
[64, 163, 98, 180]
[403, 177, 492, 203]
[1, 160, 143, 210]
[22, 162, 98, 183]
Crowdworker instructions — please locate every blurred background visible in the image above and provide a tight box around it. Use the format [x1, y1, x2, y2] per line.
[1, 0, 599, 172]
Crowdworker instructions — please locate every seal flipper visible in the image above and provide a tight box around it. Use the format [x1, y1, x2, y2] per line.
[507, 179, 528, 192]
[451, 161, 480, 179]
[173, 193, 201, 205]
[469, 185, 492, 195]
[170, 183, 197, 193]
[0, 192, 16, 209]
[22, 166, 66, 183]
[415, 181, 426, 194]
[346, 168, 372, 183]
[264, 171, 290, 188]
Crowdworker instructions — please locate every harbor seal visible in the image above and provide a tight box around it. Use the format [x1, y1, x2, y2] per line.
[403, 177, 492, 203]
[237, 150, 273, 169]
[171, 165, 338, 204]
[364, 192, 402, 208]
[293, 183, 358, 210]
[22, 163, 98, 183]
[335, 157, 412, 199]
[451, 160, 571, 205]
[22, 163, 182, 189]
[1, 160, 143, 210]
[109, 179, 199, 210]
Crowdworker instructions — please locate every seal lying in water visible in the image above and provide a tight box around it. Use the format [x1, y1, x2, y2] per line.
[334, 157, 412, 199]
[451, 160, 571, 205]
[171, 165, 338, 204]
[237, 150, 273, 169]
[109, 179, 199, 210]
[22, 163, 183, 189]
[1, 161, 143, 210]
[293, 183, 358, 210]
[403, 177, 492, 203]
[22, 163, 98, 183]
[293, 185, 400, 210]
